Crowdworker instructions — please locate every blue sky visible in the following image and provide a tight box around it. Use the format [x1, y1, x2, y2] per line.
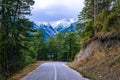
[28, 0, 84, 22]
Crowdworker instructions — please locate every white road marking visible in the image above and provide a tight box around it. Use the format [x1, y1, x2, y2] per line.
[54, 63, 57, 80]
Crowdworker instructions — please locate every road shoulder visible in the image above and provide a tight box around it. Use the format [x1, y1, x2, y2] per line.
[8, 61, 47, 80]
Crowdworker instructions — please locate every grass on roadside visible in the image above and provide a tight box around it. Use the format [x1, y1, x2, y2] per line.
[68, 63, 95, 80]
[8, 61, 46, 80]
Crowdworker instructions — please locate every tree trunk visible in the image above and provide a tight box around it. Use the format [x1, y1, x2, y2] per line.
[94, 0, 98, 34]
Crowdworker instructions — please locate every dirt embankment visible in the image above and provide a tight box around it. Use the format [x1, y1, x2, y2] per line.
[70, 32, 120, 80]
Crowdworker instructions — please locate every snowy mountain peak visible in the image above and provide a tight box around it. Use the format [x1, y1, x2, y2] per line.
[50, 18, 78, 28]
[35, 18, 78, 29]
[35, 22, 50, 27]
[33, 18, 78, 40]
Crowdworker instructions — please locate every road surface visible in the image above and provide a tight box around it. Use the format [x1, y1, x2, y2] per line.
[22, 62, 88, 80]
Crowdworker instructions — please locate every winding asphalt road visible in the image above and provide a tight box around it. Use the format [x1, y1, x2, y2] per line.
[22, 62, 88, 80]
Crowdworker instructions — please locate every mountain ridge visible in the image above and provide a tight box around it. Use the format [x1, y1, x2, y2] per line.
[35, 18, 78, 29]
[34, 18, 78, 40]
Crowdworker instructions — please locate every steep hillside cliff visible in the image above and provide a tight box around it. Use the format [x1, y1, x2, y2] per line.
[70, 32, 120, 80]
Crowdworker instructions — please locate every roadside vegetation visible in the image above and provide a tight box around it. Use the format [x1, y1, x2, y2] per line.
[8, 61, 46, 80]
[70, 0, 120, 80]
[69, 45, 120, 80]
[77, 0, 120, 43]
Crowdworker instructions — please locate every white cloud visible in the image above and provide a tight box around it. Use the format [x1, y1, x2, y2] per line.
[33, 0, 84, 10]
[33, 0, 56, 9]
[29, 0, 85, 22]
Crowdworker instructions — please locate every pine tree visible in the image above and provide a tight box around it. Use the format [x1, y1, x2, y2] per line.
[78, 0, 119, 41]
[32, 30, 46, 60]
[0, 0, 34, 79]
[54, 33, 65, 60]
[64, 32, 80, 61]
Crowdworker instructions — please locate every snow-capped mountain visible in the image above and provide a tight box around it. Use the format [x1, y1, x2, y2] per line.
[34, 18, 78, 40]
[50, 18, 77, 28]
[59, 22, 78, 34]
[35, 18, 78, 32]
[50, 18, 78, 32]
[32, 23, 40, 30]
[39, 24, 57, 40]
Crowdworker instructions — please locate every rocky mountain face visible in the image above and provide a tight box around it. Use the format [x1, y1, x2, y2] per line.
[39, 24, 57, 40]
[34, 18, 78, 40]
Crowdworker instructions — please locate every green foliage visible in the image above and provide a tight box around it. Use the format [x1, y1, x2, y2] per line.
[78, 0, 120, 44]
[95, 11, 119, 32]
[79, 20, 95, 43]
[24, 55, 35, 66]
[104, 12, 117, 32]
[117, 57, 120, 64]
[41, 32, 80, 61]
[0, 0, 35, 79]
[39, 32, 80, 61]
[76, 23, 85, 32]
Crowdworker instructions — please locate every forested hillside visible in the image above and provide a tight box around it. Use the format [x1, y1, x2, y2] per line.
[70, 0, 120, 80]
[40, 32, 80, 61]
[0, 0, 36, 79]
[77, 0, 120, 42]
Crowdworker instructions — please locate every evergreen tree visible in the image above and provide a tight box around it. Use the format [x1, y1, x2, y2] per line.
[54, 33, 65, 60]
[78, 0, 120, 42]
[46, 37, 57, 60]
[32, 30, 47, 60]
[0, 0, 34, 79]
[63, 32, 80, 61]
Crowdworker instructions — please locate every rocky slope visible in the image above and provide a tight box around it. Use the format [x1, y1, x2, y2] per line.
[70, 32, 120, 80]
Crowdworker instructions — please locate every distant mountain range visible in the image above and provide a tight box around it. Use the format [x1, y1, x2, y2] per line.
[33, 18, 79, 40]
